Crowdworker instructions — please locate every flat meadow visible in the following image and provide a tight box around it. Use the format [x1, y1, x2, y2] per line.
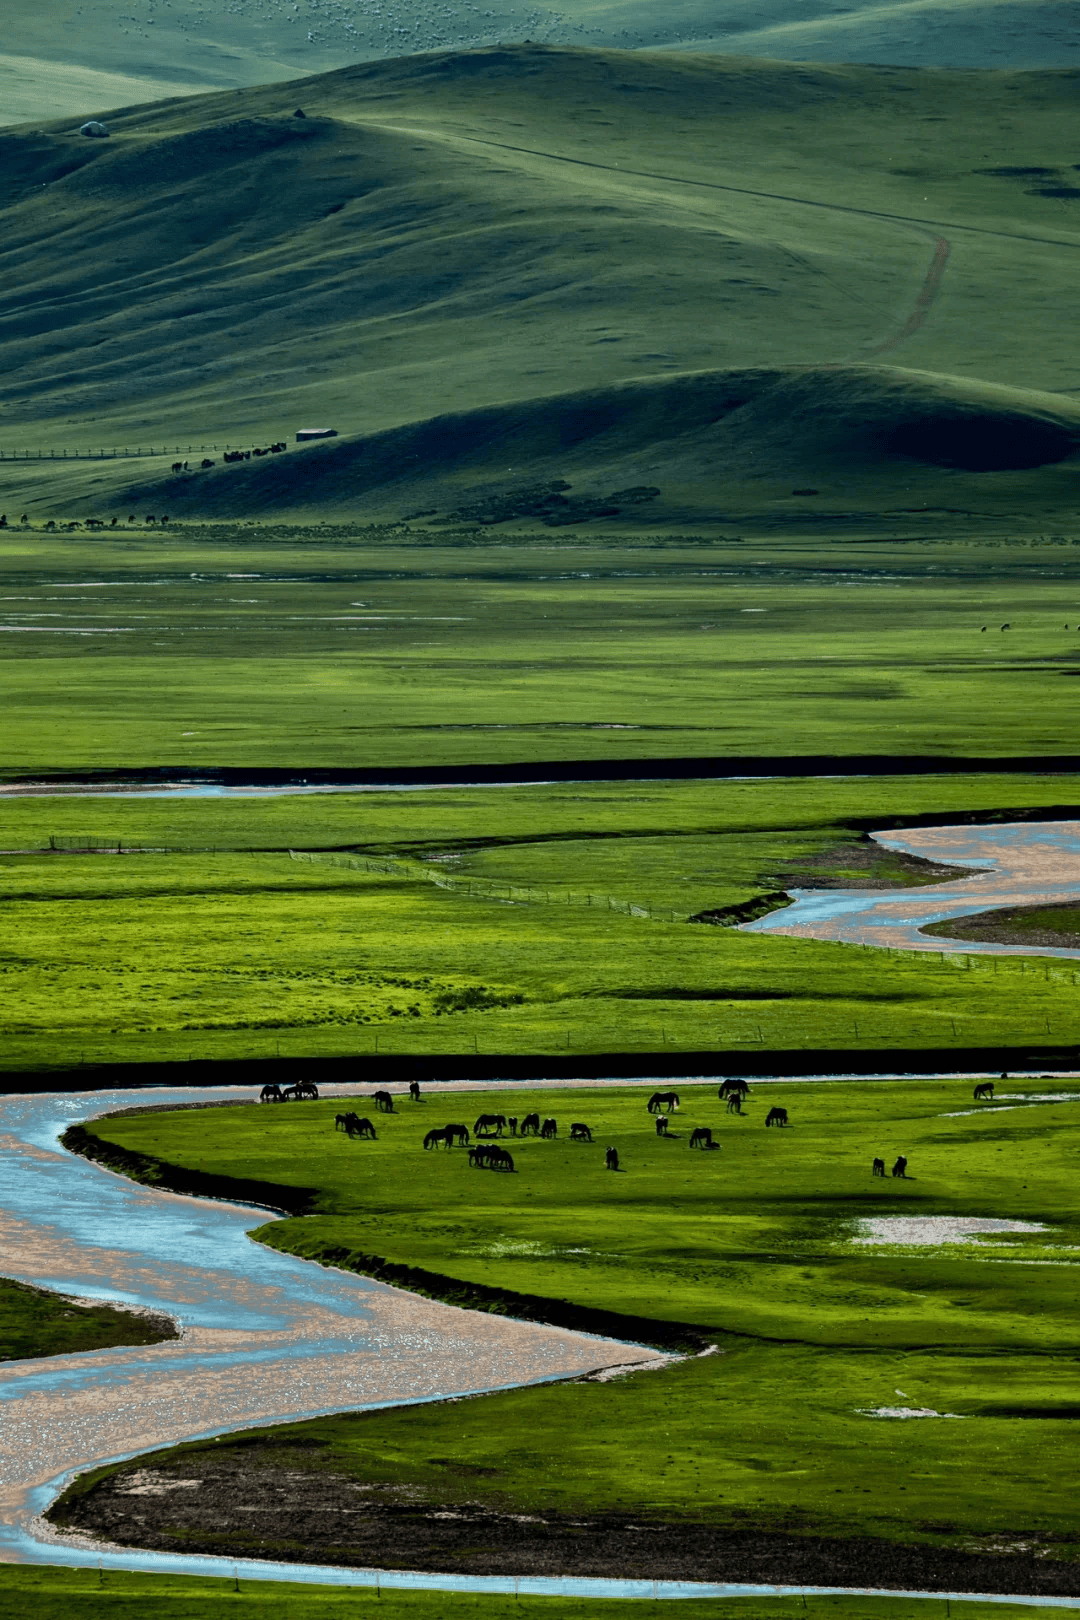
[3, 768, 1080, 1073]
[59, 1075, 1080, 1579]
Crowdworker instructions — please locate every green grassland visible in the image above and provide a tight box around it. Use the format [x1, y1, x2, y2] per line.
[0, 1568, 1062, 1620]
[4, 530, 1080, 775]
[2, 771, 1079, 1072]
[63, 1077, 1080, 1569]
[5, 48, 1080, 525]
[0, 1275, 176, 1359]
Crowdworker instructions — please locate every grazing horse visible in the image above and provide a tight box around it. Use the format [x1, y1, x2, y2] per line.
[647, 1091, 680, 1114]
[765, 1107, 788, 1127]
[200, 458, 214, 469]
[519, 1112, 541, 1136]
[872, 1157, 886, 1177]
[540, 1117, 558, 1139]
[689, 1127, 716, 1150]
[474, 1113, 506, 1137]
[655, 1115, 671, 1137]
[973, 1081, 994, 1101]
[507, 1117, 518, 1136]
[409, 1080, 422, 1102]
[444, 1123, 470, 1146]
[570, 1122, 592, 1142]
[347, 1116, 376, 1139]
[424, 1127, 450, 1150]
[719, 1079, 749, 1103]
[260, 1083, 282, 1103]
[335, 1112, 351, 1131]
[891, 1155, 908, 1178]
[605, 1146, 619, 1171]
[726, 1094, 743, 1115]
[372, 1090, 395, 1113]
[488, 1146, 514, 1172]
[470, 1142, 512, 1169]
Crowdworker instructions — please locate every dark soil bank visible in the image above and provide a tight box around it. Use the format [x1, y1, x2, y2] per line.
[926, 902, 1080, 950]
[50, 1453, 1079, 1594]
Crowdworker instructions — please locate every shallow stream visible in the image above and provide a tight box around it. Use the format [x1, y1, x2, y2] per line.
[746, 820, 1080, 958]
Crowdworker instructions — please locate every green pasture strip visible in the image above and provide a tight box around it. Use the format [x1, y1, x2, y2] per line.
[0, 1275, 175, 1360]
[3, 534, 1080, 771]
[0, 771, 1072, 860]
[290, 849, 690, 921]
[84, 1080, 1080, 1349]
[2, 774, 1079, 1072]
[0, 1567, 1060, 1620]
[69, 1079, 1080, 1559]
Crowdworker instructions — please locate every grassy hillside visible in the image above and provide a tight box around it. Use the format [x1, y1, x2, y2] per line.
[5, 0, 1079, 131]
[5, 47, 1080, 519]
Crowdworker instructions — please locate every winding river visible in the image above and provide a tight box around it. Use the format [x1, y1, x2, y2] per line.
[746, 821, 1080, 959]
[2, 1083, 1079, 1607]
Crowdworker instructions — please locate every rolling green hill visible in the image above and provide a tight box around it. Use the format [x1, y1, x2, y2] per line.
[4, 0, 1080, 134]
[4, 46, 1080, 518]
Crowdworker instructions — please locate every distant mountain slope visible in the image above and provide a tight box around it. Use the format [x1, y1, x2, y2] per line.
[3, 45, 1080, 516]
[4, 0, 1079, 127]
[119, 363, 1080, 522]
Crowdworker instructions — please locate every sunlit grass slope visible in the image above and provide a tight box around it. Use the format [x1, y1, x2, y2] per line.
[5, 45, 1080, 519]
[3, 773, 1079, 1072]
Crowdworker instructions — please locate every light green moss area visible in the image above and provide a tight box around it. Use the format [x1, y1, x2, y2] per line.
[0, 1565, 1063, 1620]
[78, 1079, 1080, 1557]
[2, 772, 1079, 1071]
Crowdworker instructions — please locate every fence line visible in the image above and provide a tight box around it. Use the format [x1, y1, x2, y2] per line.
[289, 849, 689, 923]
[0, 446, 232, 462]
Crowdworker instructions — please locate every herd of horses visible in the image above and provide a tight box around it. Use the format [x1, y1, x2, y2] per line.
[256, 1073, 1004, 1178]
[172, 444, 286, 473]
[259, 1080, 318, 1103]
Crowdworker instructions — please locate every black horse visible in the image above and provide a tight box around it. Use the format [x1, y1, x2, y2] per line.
[346, 1116, 376, 1139]
[540, 1117, 558, 1139]
[765, 1107, 788, 1127]
[689, 1127, 717, 1150]
[475, 1113, 506, 1137]
[519, 1113, 541, 1136]
[973, 1081, 995, 1101]
[872, 1157, 886, 1177]
[424, 1127, 450, 1150]
[409, 1080, 422, 1102]
[647, 1091, 680, 1114]
[605, 1146, 620, 1171]
[444, 1123, 470, 1146]
[260, 1083, 282, 1103]
[570, 1122, 592, 1142]
[719, 1079, 749, 1102]
[892, 1155, 908, 1178]
[372, 1090, 395, 1113]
